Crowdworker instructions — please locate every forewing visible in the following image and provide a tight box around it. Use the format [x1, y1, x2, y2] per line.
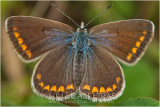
[5, 16, 75, 61]
[32, 45, 77, 100]
[80, 46, 125, 102]
[88, 19, 154, 64]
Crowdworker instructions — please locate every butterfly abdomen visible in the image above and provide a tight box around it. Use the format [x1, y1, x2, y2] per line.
[73, 51, 85, 86]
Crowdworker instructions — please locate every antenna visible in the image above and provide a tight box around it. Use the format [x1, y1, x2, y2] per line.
[84, 4, 113, 28]
[51, 3, 80, 27]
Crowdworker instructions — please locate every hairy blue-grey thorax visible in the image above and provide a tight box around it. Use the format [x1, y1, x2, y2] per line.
[73, 28, 88, 51]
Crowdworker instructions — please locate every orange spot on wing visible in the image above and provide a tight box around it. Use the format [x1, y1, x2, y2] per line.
[127, 53, 132, 60]
[14, 32, 20, 38]
[26, 50, 32, 58]
[18, 38, 23, 45]
[21, 44, 27, 51]
[58, 85, 65, 92]
[142, 30, 147, 35]
[132, 47, 137, 54]
[66, 84, 74, 90]
[116, 77, 120, 83]
[83, 85, 90, 91]
[39, 82, 44, 88]
[92, 86, 98, 93]
[136, 41, 141, 48]
[36, 73, 41, 80]
[139, 36, 145, 41]
[13, 27, 17, 31]
[51, 85, 57, 92]
[106, 87, 112, 93]
[99, 86, 105, 93]
[44, 85, 50, 91]
[112, 84, 117, 91]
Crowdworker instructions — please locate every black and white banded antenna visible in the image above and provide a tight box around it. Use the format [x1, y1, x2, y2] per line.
[84, 4, 113, 28]
[51, 3, 80, 28]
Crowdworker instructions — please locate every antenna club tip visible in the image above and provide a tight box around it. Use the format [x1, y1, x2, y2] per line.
[106, 4, 113, 9]
[51, 3, 57, 8]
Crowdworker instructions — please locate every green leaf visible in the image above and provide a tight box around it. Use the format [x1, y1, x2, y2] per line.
[118, 97, 159, 106]
[24, 94, 66, 106]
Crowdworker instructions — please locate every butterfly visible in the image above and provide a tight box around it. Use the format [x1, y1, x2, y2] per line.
[5, 8, 154, 102]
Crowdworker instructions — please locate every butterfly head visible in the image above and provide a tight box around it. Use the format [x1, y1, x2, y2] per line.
[80, 22, 84, 29]
[78, 22, 87, 32]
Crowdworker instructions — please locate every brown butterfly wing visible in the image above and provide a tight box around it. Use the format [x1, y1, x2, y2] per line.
[88, 19, 154, 65]
[79, 46, 125, 102]
[5, 16, 75, 61]
[32, 45, 78, 100]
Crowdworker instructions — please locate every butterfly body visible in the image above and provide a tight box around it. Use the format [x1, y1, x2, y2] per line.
[72, 26, 88, 86]
[5, 16, 154, 102]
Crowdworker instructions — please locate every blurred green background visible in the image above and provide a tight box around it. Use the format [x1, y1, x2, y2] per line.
[1, 1, 159, 106]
